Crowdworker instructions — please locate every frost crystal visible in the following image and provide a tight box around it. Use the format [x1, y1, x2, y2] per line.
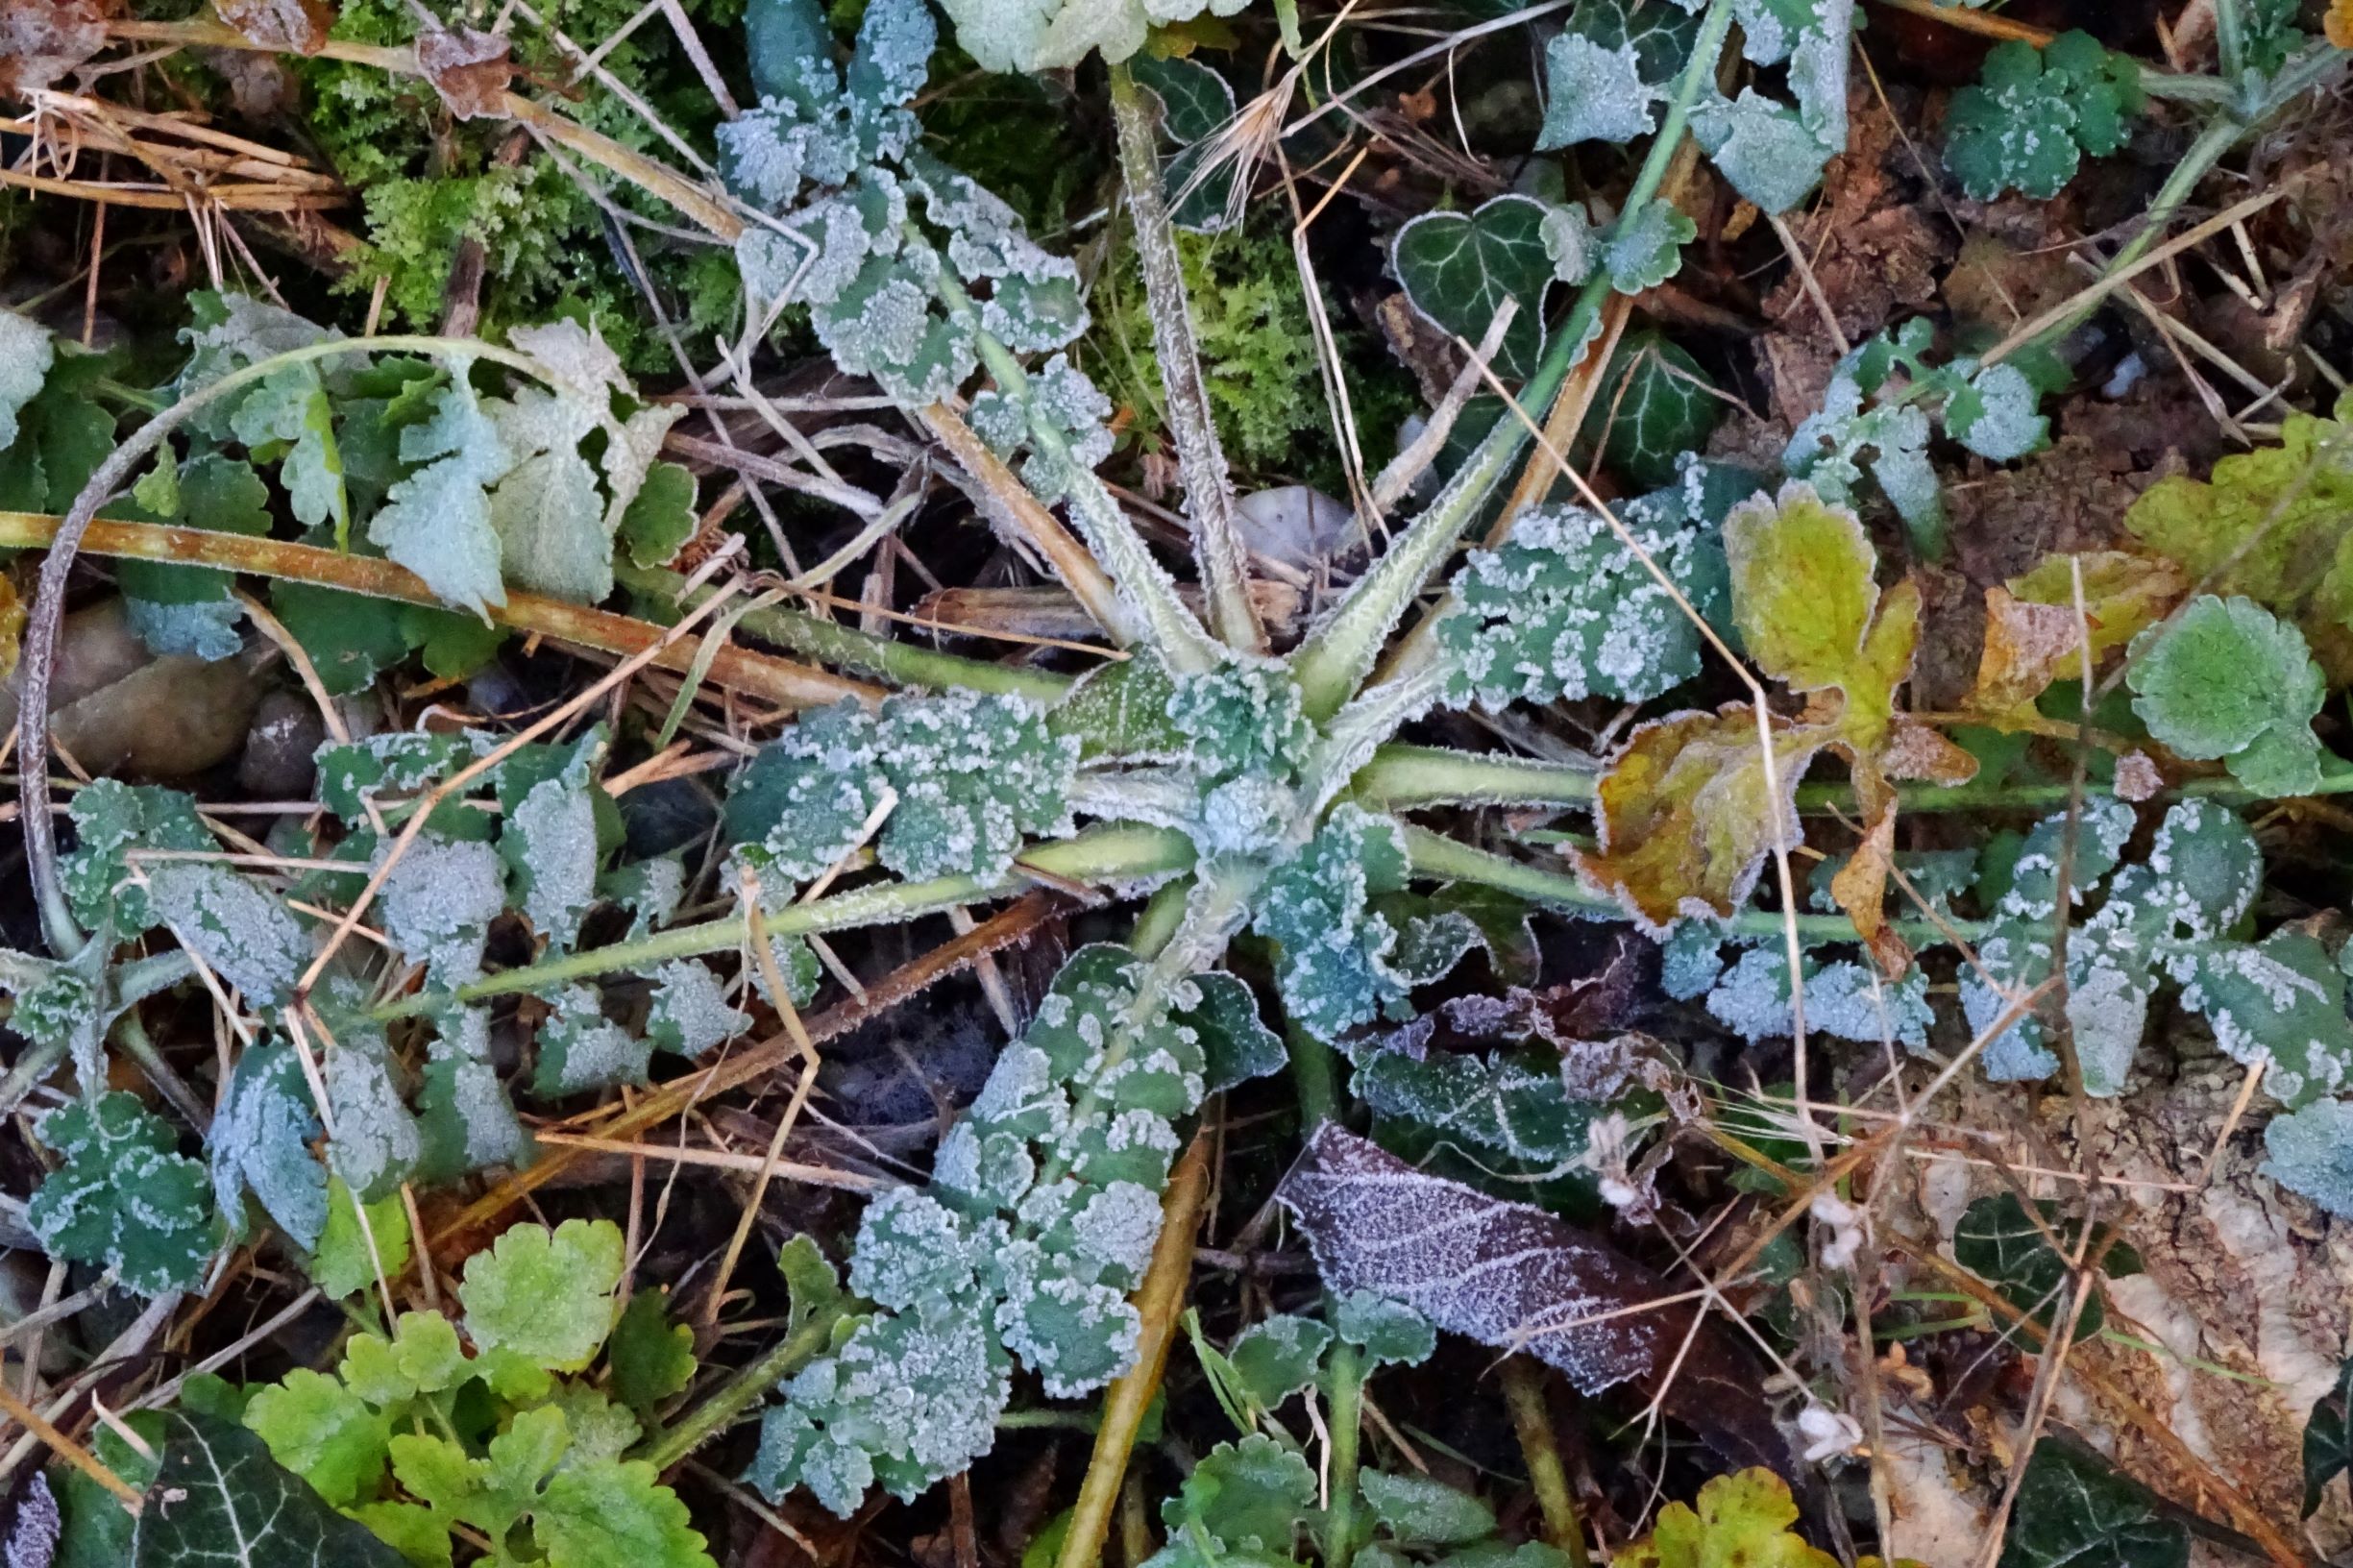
[1535, 34, 1658, 149]
[645, 960, 753, 1057]
[325, 1028, 424, 1202]
[1703, 946, 1932, 1051]
[145, 862, 311, 1006]
[534, 985, 652, 1094]
[380, 835, 507, 985]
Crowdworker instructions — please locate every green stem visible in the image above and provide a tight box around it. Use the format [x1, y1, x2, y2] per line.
[371, 824, 1196, 1020]
[1500, 1359, 1586, 1568]
[1794, 763, 2353, 816]
[634, 1298, 850, 1471]
[1397, 824, 1985, 945]
[620, 562, 1073, 703]
[1351, 745, 1594, 811]
[2212, 0, 2249, 85]
[1322, 1337, 1366, 1567]
[1286, 0, 1734, 723]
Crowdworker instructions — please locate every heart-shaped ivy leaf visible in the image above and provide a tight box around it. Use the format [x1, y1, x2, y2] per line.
[1391, 194, 1553, 380]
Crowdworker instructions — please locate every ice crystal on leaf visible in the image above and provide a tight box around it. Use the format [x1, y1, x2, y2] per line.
[0, 310, 54, 450]
[379, 835, 506, 986]
[644, 961, 752, 1057]
[1702, 945, 1932, 1051]
[1945, 32, 2143, 201]
[1536, 33, 1659, 149]
[366, 376, 515, 620]
[2127, 595, 2329, 797]
[144, 862, 311, 1006]
[535, 984, 654, 1095]
[2265, 1098, 2353, 1218]
[62, 780, 214, 936]
[211, 1042, 329, 1251]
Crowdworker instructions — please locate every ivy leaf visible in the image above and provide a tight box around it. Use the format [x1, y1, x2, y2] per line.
[1279, 1125, 1790, 1477]
[1535, 32, 1659, 149]
[2127, 596, 2328, 796]
[1360, 1472, 1495, 1548]
[1614, 1468, 1834, 1568]
[1128, 54, 1238, 232]
[366, 379, 514, 621]
[610, 1288, 699, 1416]
[1945, 33, 2143, 202]
[1996, 1438, 2186, 1568]
[1580, 331, 1722, 490]
[309, 1175, 412, 1301]
[1952, 1194, 2134, 1335]
[459, 1217, 626, 1373]
[1391, 195, 1553, 380]
[1226, 1315, 1332, 1409]
[28, 1092, 216, 1297]
[133, 1409, 408, 1568]
[2123, 404, 2353, 682]
[2303, 1356, 2352, 1515]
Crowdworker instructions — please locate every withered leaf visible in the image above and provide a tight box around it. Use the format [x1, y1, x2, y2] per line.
[2007, 550, 2184, 661]
[1967, 586, 2081, 723]
[0, 0, 116, 97]
[214, 0, 331, 54]
[416, 22, 512, 120]
[1828, 807, 1908, 977]
[1278, 1124, 1792, 1479]
[1575, 704, 1828, 930]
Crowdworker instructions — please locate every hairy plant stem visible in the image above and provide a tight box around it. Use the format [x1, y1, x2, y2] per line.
[1500, 1360, 1586, 1566]
[1286, 0, 1734, 722]
[634, 1295, 849, 1472]
[1397, 823, 1986, 945]
[1322, 1337, 1367, 1565]
[1106, 61, 1261, 656]
[618, 561, 1070, 703]
[370, 824, 1196, 1020]
[1350, 745, 1595, 810]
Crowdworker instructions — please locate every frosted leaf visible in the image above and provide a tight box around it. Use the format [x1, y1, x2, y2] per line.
[1227, 1314, 1333, 1408]
[932, 1121, 1037, 1213]
[1702, 946, 1932, 1051]
[2126, 799, 2262, 945]
[644, 960, 751, 1056]
[2128, 596, 2327, 797]
[1254, 806, 1478, 1040]
[1166, 661, 1316, 783]
[2263, 1098, 2353, 1219]
[1279, 1125, 1784, 1474]
[1360, 1471, 1496, 1548]
[1335, 1290, 1436, 1366]
[367, 378, 514, 619]
[1690, 89, 1834, 216]
[177, 291, 334, 394]
[504, 771, 602, 950]
[379, 835, 506, 985]
[490, 444, 610, 605]
[508, 319, 628, 404]
[2176, 930, 2353, 1109]
[1967, 926, 2060, 1083]
[1439, 500, 1716, 710]
[1656, 922, 1725, 1000]
[980, 254, 1091, 355]
[1540, 202, 1597, 285]
[1946, 361, 2048, 461]
[600, 856, 685, 938]
[28, 1092, 215, 1297]
[1783, 354, 1947, 537]
[228, 361, 347, 532]
[993, 1240, 1140, 1395]
[316, 730, 486, 821]
[418, 1005, 531, 1179]
[1996, 798, 2136, 921]
[748, 1292, 1011, 1511]
[123, 596, 246, 661]
[1344, 1034, 1603, 1163]
[63, 780, 215, 935]
[871, 689, 1078, 882]
[1063, 1180, 1164, 1286]
[1535, 34, 1657, 149]
[726, 699, 887, 885]
[211, 1042, 330, 1250]
[326, 1030, 423, 1202]
[1601, 200, 1696, 295]
[146, 862, 311, 1006]
[0, 309, 54, 450]
[848, 1188, 994, 1310]
[1391, 195, 1556, 380]
[534, 984, 652, 1094]
[973, 354, 1113, 503]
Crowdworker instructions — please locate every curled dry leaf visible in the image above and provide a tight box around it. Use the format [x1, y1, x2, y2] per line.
[1829, 808, 1908, 978]
[417, 23, 514, 120]
[214, 0, 332, 54]
[0, 0, 116, 97]
[1969, 552, 2185, 723]
[1278, 1123, 1792, 1479]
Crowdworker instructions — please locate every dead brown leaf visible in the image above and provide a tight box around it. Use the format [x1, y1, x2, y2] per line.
[1830, 807, 1908, 977]
[0, 0, 115, 97]
[1965, 586, 2082, 722]
[417, 23, 513, 120]
[215, 0, 331, 54]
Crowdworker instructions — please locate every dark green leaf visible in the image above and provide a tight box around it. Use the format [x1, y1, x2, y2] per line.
[133, 1409, 408, 1568]
[1998, 1438, 2185, 1568]
[1952, 1194, 2131, 1336]
[1390, 195, 1553, 380]
[2305, 1356, 2353, 1515]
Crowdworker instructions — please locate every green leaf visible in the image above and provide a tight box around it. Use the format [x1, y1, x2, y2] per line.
[1579, 331, 1721, 490]
[1161, 1435, 1316, 1554]
[211, 1042, 329, 1250]
[1226, 1314, 1331, 1409]
[1360, 1471, 1495, 1548]
[725, 699, 888, 883]
[2303, 1356, 2352, 1515]
[310, 1175, 412, 1300]
[1951, 1194, 2128, 1336]
[57, 1414, 163, 1568]
[1048, 653, 1185, 764]
[116, 453, 272, 660]
[1347, 1038, 1609, 1164]
[242, 1368, 391, 1508]
[270, 583, 419, 696]
[1391, 195, 1553, 380]
[2127, 596, 2327, 796]
[458, 1217, 626, 1373]
[535, 1457, 718, 1568]
[1601, 201, 1696, 296]
[1334, 1290, 1435, 1366]
[0, 309, 54, 451]
[2175, 929, 2353, 1108]
[1945, 33, 2143, 202]
[366, 380, 513, 620]
[870, 689, 1078, 882]
[1996, 1438, 2185, 1568]
[619, 461, 699, 568]
[133, 1409, 408, 1568]
[230, 362, 349, 534]
[1615, 1468, 1834, 1568]
[28, 1092, 215, 1296]
[2263, 1098, 2353, 1219]
[1175, 970, 1286, 1095]
[337, 1311, 468, 1409]
[610, 1288, 699, 1415]
[1535, 32, 1658, 149]
[62, 780, 214, 936]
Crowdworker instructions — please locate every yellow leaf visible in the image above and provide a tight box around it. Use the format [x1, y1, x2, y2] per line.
[1614, 1469, 1838, 1568]
[2330, 0, 2353, 48]
[1577, 706, 1829, 929]
[2005, 550, 2183, 662]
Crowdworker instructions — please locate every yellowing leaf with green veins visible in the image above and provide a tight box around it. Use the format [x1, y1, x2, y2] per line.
[458, 1217, 625, 1372]
[1614, 1469, 1836, 1568]
[1723, 482, 1917, 752]
[1576, 705, 1829, 929]
[2124, 407, 2353, 682]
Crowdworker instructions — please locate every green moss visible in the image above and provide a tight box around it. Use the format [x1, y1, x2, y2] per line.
[1084, 213, 1417, 494]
